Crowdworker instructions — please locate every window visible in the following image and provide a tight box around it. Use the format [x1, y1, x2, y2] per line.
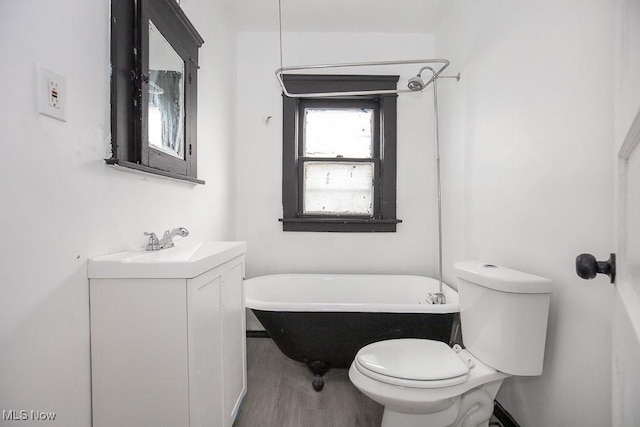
[108, 0, 204, 183]
[280, 75, 402, 232]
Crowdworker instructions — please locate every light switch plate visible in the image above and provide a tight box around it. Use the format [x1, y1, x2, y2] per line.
[36, 63, 67, 122]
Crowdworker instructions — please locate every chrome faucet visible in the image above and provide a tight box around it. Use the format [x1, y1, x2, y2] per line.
[159, 227, 189, 248]
[144, 227, 189, 251]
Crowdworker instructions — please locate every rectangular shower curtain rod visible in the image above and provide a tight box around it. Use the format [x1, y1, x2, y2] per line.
[275, 58, 450, 98]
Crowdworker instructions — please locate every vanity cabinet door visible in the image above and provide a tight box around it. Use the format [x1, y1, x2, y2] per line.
[221, 256, 247, 426]
[90, 278, 190, 427]
[187, 267, 224, 427]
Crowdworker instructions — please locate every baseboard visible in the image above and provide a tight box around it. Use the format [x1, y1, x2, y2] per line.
[246, 330, 270, 338]
[493, 400, 521, 427]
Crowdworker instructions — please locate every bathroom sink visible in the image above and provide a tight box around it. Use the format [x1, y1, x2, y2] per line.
[88, 240, 246, 279]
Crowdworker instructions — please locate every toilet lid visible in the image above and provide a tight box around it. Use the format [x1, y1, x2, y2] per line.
[355, 339, 469, 382]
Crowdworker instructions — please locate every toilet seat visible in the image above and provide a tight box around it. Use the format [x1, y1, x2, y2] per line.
[354, 339, 470, 389]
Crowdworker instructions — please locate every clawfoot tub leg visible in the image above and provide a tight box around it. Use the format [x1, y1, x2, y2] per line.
[307, 361, 330, 391]
[312, 374, 324, 391]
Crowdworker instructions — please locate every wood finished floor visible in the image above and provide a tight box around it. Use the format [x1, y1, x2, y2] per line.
[233, 337, 383, 427]
[234, 337, 505, 427]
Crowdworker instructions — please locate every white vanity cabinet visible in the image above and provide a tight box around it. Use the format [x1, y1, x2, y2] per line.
[88, 242, 247, 427]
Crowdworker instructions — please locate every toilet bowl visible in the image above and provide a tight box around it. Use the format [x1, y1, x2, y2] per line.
[349, 340, 508, 427]
[348, 262, 553, 427]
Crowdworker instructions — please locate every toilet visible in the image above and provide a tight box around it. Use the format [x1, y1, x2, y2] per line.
[348, 261, 552, 427]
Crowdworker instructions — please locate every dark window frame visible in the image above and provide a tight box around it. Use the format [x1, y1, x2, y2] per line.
[280, 74, 402, 232]
[108, 0, 204, 184]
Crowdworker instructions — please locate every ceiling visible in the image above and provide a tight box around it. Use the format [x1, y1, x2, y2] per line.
[231, 0, 450, 33]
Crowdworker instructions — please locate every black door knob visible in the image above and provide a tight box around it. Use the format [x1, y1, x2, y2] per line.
[575, 253, 616, 283]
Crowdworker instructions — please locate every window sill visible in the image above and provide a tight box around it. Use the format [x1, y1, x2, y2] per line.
[105, 159, 205, 185]
[279, 217, 402, 232]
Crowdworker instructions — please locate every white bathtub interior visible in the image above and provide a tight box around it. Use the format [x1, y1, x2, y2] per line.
[245, 274, 459, 327]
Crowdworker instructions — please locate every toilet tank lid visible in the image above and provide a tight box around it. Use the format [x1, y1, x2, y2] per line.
[454, 261, 552, 294]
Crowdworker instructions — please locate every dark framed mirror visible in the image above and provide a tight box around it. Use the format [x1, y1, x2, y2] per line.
[109, 0, 204, 183]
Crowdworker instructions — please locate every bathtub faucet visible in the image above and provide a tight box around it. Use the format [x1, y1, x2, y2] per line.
[426, 292, 446, 305]
[144, 227, 189, 251]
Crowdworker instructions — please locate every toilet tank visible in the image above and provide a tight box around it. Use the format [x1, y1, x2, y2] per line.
[454, 261, 552, 376]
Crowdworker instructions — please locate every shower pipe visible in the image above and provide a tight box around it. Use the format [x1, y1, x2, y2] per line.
[415, 66, 459, 304]
[417, 66, 460, 304]
[275, 58, 451, 98]
[423, 66, 446, 305]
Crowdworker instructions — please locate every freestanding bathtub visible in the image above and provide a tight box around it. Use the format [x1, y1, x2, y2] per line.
[244, 274, 460, 391]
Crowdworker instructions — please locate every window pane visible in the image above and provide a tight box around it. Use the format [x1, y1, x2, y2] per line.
[304, 108, 373, 158]
[303, 162, 374, 216]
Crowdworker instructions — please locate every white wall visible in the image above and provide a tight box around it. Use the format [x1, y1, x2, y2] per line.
[0, 0, 237, 424]
[434, 1, 615, 426]
[236, 32, 443, 279]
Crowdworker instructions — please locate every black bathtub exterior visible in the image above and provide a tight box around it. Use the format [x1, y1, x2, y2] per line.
[251, 309, 458, 390]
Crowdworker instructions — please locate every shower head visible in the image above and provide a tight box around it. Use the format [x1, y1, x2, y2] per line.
[407, 75, 425, 91]
[407, 65, 441, 92]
